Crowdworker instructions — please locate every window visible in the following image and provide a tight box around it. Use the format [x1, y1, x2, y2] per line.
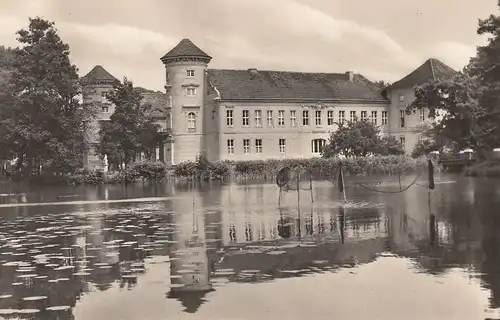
[315, 110, 322, 125]
[311, 139, 326, 154]
[302, 110, 309, 126]
[290, 110, 297, 127]
[255, 139, 262, 154]
[227, 139, 234, 154]
[279, 139, 286, 153]
[371, 111, 377, 125]
[399, 110, 405, 128]
[186, 69, 195, 77]
[267, 110, 273, 127]
[255, 110, 262, 127]
[243, 139, 250, 154]
[186, 87, 196, 96]
[327, 110, 334, 125]
[242, 110, 250, 127]
[102, 106, 109, 113]
[338, 111, 345, 124]
[382, 111, 388, 125]
[360, 111, 367, 121]
[278, 110, 285, 126]
[226, 110, 233, 127]
[399, 94, 405, 102]
[419, 109, 425, 122]
[187, 112, 196, 132]
[399, 136, 405, 148]
[166, 113, 171, 129]
[349, 111, 356, 122]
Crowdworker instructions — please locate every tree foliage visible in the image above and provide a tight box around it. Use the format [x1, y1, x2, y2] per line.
[99, 79, 161, 168]
[407, 4, 500, 159]
[322, 118, 404, 158]
[0, 17, 96, 175]
[410, 121, 453, 158]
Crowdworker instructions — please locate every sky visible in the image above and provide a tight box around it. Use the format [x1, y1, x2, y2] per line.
[0, 0, 497, 91]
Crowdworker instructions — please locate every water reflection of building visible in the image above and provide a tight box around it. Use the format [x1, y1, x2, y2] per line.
[166, 193, 213, 313]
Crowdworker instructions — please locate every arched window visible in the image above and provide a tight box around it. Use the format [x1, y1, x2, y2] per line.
[311, 139, 326, 154]
[187, 112, 196, 132]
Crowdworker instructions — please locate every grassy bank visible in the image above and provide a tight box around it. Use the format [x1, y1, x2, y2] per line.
[16, 155, 429, 186]
[464, 160, 500, 178]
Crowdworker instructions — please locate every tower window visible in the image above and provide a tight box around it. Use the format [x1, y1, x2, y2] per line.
[187, 88, 196, 96]
[187, 112, 196, 132]
[187, 69, 195, 77]
[102, 106, 109, 113]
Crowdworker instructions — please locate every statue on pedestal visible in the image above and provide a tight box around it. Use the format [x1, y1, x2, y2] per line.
[103, 154, 108, 173]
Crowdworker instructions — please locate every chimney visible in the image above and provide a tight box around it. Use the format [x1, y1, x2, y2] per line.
[248, 68, 258, 77]
[346, 71, 354, 82]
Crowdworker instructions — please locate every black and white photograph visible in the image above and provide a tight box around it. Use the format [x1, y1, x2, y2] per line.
[0, 1, 499, 319]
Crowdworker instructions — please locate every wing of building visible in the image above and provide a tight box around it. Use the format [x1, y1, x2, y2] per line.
[81, 39, 457, 169]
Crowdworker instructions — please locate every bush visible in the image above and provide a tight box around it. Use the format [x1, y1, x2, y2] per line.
[64, 160, 167, 185]
[174, 153, 231, 181]
[65, 171, 105, 185]
[173, 155, 426, 181]
[130, 161, 167, 180]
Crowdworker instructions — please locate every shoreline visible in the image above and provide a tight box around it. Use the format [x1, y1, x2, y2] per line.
[2, 155, 434, 186]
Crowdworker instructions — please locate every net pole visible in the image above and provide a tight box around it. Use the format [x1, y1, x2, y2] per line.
[297, 172, 301, 240]
[341, 167, 347, 203]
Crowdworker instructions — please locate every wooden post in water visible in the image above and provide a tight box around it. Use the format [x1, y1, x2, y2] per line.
[296, 172, 301, 240]
[428, 158, 436, 246]
[338, 165, 347, 203]
[398, 171, 402, 191]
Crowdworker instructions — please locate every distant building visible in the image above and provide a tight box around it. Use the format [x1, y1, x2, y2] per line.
[81, 39, 457, 169]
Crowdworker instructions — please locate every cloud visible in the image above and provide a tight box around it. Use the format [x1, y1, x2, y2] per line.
[198, 0, 421, 70]
[57, 22, 178, 56]
[0, 0, 477, 90]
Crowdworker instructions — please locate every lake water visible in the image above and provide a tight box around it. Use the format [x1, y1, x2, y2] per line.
[0, 173, 499, 320]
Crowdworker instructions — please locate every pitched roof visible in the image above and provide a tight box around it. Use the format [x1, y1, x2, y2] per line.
[141, 92, 168, 118]
[390, 58, 457, 89]
[206, 69, 387, 102]
[161, 38, 211, 63]
[81, 65, 119, 84]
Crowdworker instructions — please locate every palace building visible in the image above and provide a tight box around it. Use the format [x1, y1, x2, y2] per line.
[81, 38, 457, 170]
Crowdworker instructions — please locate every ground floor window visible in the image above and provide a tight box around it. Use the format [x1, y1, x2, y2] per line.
[311, 139, 326, 154]
[279, 139, 286, 153]
[227, 139, 234, 154]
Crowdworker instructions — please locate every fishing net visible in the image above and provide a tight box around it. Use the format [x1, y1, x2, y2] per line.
[276, 167, 313, 192]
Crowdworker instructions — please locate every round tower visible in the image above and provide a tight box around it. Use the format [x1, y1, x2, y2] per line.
[80, 65, 119, 171]
[160, 39, 212, 165]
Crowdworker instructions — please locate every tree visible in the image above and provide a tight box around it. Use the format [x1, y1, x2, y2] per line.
[410, 121, 454, 158]
[376, 136, 405, 156]
[407, 4, 500, 160]
[0, 17, 95, 175]
[0, 46, 16, 162]
[322, 118, 404, 158]
[99, 78, 161, 168]
[374, 80, 391, 99]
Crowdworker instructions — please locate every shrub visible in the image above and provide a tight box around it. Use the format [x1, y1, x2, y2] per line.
[65, 171, 105, 185]
[130, 161, 167, 180]
[173, 153, 231, 181]
[173, 155, 426, 181]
